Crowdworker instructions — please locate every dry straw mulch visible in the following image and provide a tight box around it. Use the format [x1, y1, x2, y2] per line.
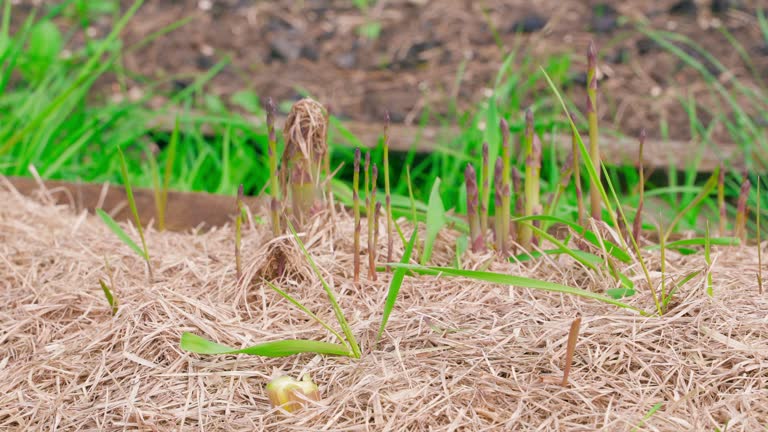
[1, 185, 767, 431]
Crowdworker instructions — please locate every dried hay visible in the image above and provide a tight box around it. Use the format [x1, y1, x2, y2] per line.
[282, 98, 328, 167]
[1, 186, 767, 431]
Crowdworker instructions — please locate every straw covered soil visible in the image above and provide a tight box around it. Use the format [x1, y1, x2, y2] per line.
[1, 185, 768, 431]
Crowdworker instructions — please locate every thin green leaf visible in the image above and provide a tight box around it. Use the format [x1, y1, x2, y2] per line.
[421, 178, 446, 265]
[262, 279, 347, 345]
[377, 230, 417, 342]
[286, 221, 361, 358]
[705, 222, 713, 297]
[117, 147, 150, 261]
[676, 269, 703, 288]
[161, 116, 180, 219]
[664, 168, 720, 240]
[514, 214, 631, 263]
[180, 333, 351, 357]
[606, 286, 635, 299]
[389, 264, 646, 314]
[454, 235, 468, 268]
[96, 208, 147, 259]
[513, 248, 602, 267]
[518, 220, 598, 271]
[98, 279, 118, 315]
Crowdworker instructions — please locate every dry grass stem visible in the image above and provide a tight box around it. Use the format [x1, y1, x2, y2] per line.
[3, 187, 768, 430]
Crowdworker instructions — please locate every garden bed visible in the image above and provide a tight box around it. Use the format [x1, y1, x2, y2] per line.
[1, 183, 766, 430]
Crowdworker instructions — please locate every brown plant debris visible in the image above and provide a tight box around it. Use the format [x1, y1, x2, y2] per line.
[1, 188, 767, 431]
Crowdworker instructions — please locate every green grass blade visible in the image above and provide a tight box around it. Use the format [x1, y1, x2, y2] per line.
[421, 178, 446, 265]
[405, 166, 420, 256]
[96, 208, 146, 259]
[263, 279, 347, 346]
[377, 229, 417, 342]
[705, 221, 713, 297]
[0, 0, 145, 156]
[513, 247, 602, 267]
[98, 279, 118, 316]
[645, 236, 739, 250]
[664, 168, 719, 240]
[517, 220, 598, 271]
[541, 68, 616, 229]
[389, 264, 645, 314]
[161, 116, 180, 222]
[117, 147, 150, 261]
[180, 333, 351, 357]
[514, 214, 630, 263]
[286, 221, 361, 358]
[146, 147, 163, 228]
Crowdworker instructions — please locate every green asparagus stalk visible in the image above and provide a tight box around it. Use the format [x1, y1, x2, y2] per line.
[545, 151, 573, 216]
[500, 118, 512, 254]
[266, 98, 281, 235]
[512, 166, 523, 218]
[757, 179, 763, 295]
[235, 184, 244, 281]
[383, 113, 394, 270]
[735, 177, 751, 243]
[632, 129, 646, 244]
[570, 113, 585, 226]
[480, 142, 491, 237]
[368, 163, 378, 281]
[520, 108, 540, 250]
[465, 163, 484, 252]
[493, 157, 506, 254]
[353, 148, 361, 283]
[718, 165, 726, 236]
[373, 201, 382, 281]
[587, 41, 602, 221]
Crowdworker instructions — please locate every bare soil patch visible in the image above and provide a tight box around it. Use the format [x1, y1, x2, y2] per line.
[105, 0, 768, 144]
[1, 184, 767, 430]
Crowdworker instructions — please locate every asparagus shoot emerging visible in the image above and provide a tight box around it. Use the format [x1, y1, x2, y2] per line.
[353, 148, 361, 283]
[480, 142, 491, 237]
[266, 98, 281, 236]
[368, 163, 378, 281]
[465, 163, 484, 252]
[383, 113, 394, 270]
[372, 201, 382, 281]
[735, 176, 751, 243]
[632, 129, 646, 244]
[587, 41, 602, 221]
[520, 108, 541, 251]
[500, 118, 512, 255]
[718, 165, 726, 237]
[570, 113, 585, 226]
[235, 184, 244, 281]
[494, 157, 506, 254]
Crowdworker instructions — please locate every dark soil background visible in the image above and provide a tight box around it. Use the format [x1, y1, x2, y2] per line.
[17, 0, 768, 142]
